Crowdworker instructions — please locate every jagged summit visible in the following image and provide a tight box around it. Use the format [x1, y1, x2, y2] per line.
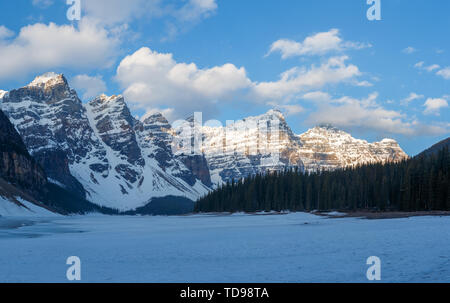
[92, 94, 124, 103]
[306, 125, 402, 149]
[242, 109, 286, 122]
[88, 94, 127, 112]
[27, 72, 67, 89]
[307, 125, 351, 139]
[192, 109, 304, 185]
[1, 79, 211, 210]
[142, 112, 170, 126]
[316, 123, 340, 132]
[0, 73, 410, 209]
[0, 90, 7, 100]
[299, 126, 408, 171]
[264, 109, 285, 119]
[379, 138, 398, 144]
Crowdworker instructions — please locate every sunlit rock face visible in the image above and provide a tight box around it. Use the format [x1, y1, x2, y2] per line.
[0, 72, 409, 208]
[298, 125, 409, 172]
[174, 110, 305, 186]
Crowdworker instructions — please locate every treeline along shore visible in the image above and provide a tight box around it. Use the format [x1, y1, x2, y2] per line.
[195, 146, 449, 213]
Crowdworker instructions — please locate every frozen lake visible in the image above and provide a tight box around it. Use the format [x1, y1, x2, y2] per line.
[0, 212, 449, 282]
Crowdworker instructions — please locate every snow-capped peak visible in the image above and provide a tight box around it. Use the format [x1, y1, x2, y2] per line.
[306, 125, 350, 139]
[90, 94, 125, 106]
[27, 72, 66, 88]
[140, 111, 163, 123]
[142, 112, 169, 126]
[380, 138, 398, 144]
[298, 126, 408, 172]
[262, 109, 285, 120]
[100, 94, 123, 101]
[0, 72, 411, 211]
[315, 124, 340, 132]
[0, 90, 7, 100]
[228, 109, 286, 124]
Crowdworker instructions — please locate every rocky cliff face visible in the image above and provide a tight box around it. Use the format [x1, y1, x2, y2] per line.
[134, 113, 212, 188]
[1, 72, 410, 209]
[177, 110, 305, 186]
[86, 94, 143, 186]
[175, 111, 409, 185]
[298, 125, 409, 172]
[0, 108, 57, 216]
[1, 73, 210, 210]
[0, 109, 47, 192]
[1, 73, 101, 197]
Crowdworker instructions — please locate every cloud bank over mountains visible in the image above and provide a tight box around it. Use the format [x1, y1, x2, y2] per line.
[115, 48, 365, 120]
[0, 1, 447, 142]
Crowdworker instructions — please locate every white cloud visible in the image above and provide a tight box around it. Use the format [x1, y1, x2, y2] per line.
[301, 91, 333, 103]
[423, 98, 448, 115]
[307, 93, 447, 136]
[425, 64, 440, 72]
[253, 56, 361, 101]
[116, 49, 365, 119]
[414, 61, 440, 72]
[402, 92, 424, 105]
[83, 0, 217, 27]
[70, 74, 107, 100]
[176, 0, 218, 22]
[414, 61, 425, 68]
[355, 80, 373, 87]
[81, 0, 217, 41]
[415, 62, 448, 76]
[402, 47, 416, 54]
[0, 20, 118, 81]
[0, 26, 14, 40]
[267, 29, 371, 59]
[437, 67, 450, 80]
[415, 61, 450, 80]
[116, 47, 252, 119]
[163, 0, 218, 40]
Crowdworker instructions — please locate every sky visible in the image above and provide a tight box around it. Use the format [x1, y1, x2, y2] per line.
[0, 0, 448, 156]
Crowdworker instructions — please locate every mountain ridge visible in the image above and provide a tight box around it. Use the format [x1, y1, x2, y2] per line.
[417, 137, 450, 157]
[0, 72, 409, 211]
[1, 73, 210, 211]
[298, 125, 408, 172]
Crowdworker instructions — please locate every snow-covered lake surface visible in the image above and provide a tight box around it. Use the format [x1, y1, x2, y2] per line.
[0, 212, 449, 282]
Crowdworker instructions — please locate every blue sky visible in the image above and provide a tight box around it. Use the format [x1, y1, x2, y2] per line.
[0, 0, 448, 155]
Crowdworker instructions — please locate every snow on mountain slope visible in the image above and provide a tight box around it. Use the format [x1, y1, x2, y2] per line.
[0, 90, 7, 100]
[84, 95, 209, 209]
[134, 113, 210, 188]
[175, 110, 305, 186]
[0, 196, 58, 217]
[27, 72, 62, 88]
[298, 125, 409, 172]
[1, 73, 106, 197]
[85, 94, 143, 186]
[1, 73, 209, 211]
[1, 72, 409, 209]
[174, 111, 408, 185]
[0, 107, 59, 217]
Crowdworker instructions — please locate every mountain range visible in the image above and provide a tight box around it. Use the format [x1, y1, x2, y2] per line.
[0, 72, 411, 215]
